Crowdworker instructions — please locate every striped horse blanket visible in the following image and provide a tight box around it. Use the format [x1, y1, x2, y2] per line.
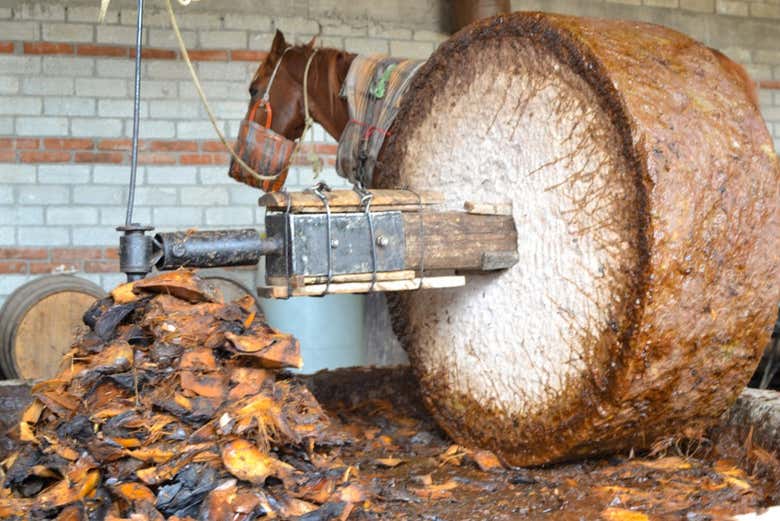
[337, 55, 424, 188]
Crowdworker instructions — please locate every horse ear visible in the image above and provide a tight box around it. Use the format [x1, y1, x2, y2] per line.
[305, 35, 318, 49]
[271, 30, 287, 55]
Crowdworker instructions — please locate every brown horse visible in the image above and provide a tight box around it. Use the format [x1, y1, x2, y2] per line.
[229, 31, 356, 191]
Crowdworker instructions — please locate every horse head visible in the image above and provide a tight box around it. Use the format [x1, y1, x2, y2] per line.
[229, 30, 354, 192]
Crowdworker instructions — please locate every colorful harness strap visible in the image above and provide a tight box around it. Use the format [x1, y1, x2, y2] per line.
[337, 55, 424, 188]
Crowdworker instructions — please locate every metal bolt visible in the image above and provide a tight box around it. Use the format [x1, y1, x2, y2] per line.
[376, 235, 389, 247]
[172, 244, 186, 257]
[331, 239, 339, 249]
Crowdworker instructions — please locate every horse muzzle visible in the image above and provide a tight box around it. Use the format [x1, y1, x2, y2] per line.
[228, 119, 294, 192]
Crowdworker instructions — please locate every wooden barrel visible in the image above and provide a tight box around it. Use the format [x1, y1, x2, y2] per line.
[375, 13, 780, 465]
[0, 275, 106, 380]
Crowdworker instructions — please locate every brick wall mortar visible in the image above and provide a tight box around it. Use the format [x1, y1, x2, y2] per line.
[0, 0, 777, 302]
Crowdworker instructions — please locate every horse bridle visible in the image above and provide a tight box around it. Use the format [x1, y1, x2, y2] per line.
[228, 47, 319, 192]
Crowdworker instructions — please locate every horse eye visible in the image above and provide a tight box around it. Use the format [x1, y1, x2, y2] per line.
[249, 86, 258, 98]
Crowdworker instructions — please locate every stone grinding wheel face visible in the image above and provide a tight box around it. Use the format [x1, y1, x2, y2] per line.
[375, 13, 780, 466]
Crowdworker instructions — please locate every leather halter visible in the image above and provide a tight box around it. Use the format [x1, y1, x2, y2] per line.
[229, 48, 319, 192]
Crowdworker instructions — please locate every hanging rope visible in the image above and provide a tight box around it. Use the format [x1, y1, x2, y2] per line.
[162, 0, 318, 185]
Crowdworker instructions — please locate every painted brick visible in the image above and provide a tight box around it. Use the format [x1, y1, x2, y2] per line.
[99, 206, 150, 225]
[38, 164, 91, 184]
[18, 185, 69, 204]
[248, 32, 275, 51]
[96, 59, 137, 78]
[42, 22, 94, 43]
[0, 56, 41, 75]
[72, 185, 125, 205]
[119, 8, 169, 27]
[148, 27, 197, 49]
[680, 0, 716, 11]
[97, 25, 146, 46]
[46, 206, 98, 225]
[211, 101, 245, 120]
[136, 79, 178, 99]
[390, 40, 434, 60]
[44, 97, 96, 117]
[0, 96, 41, 115]
[716, 0, 750, 15]
[98, 99, 148, 118]
[198, 166, 226, 184]
[93, 164, 137, 185]
[0, 206, 44, 225]
[179, 80, 245, 101]
[134, 120, 176, 139]
[18, 227, 70, 246]
[0, 186, 11, 204]
[0, 20, 39, 40]
[345, 38, 389, 55]
[147, 61, 190, 80]
[205, 207, 254, 226]
[0, 77, 18, 95]
[274, 16, 320, 36]
[198, 30, 248, 49]
[177, 121, 226, 140]
[197, 62, 250, 81]
[149, 100, 201, 119]
[16, 116, 69, 136]
[146, 166, 198, 185]
[0, 8, 11, 19]
[75, 78, 128, 98]
[223, 13, 272, 31]
[14, 4, 66, 21]
[22, 77, 74, 98]
[71, 117, 123, 138]
[0, 228, 14, 247]
[369, 25, 412, 40]
[153, 206, 203, 226]
[226, 185, 258, 205]
[172, 11, 223, 30]
[751, 2, 780, 17]
[0, 165, 36, 184]
[134, 186, 178, 205]
[0, 117, 12, 134]
[67, 5, 107, 24]
[321, 20, 368, 37]
[72, 226, 117, 246]
[181, 186, 229, 205]
[42, 56, 96, 76]
[754, 50, 780, 65]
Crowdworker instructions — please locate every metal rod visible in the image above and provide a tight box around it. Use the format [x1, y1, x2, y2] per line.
[125, 0, 144, 226]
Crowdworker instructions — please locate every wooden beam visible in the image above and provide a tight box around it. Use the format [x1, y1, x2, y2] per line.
[402, 211, 517, 272]
[259, 189, 444, 212]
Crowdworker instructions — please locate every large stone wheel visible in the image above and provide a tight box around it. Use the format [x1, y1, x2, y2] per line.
[375, 12, 780, 466]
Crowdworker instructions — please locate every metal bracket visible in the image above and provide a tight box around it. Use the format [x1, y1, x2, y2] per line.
[265, 211, 406, 279]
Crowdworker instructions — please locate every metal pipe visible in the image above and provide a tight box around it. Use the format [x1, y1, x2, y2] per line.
[154, 229, 280, 270]
[125, 0, 144, 226]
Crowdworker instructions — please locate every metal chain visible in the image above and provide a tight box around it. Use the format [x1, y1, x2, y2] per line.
[308, 182, 333, 296]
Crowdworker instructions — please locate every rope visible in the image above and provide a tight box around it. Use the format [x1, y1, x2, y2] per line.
[163, 0, 317, 185]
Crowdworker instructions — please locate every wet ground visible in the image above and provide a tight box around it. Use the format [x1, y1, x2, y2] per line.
[304, 367, 780, 521]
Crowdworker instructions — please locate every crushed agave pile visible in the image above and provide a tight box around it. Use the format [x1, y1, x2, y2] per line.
[0, 270, 359, 520]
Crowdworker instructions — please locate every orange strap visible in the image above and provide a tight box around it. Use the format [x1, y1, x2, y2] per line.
[248, 98, 273, 129]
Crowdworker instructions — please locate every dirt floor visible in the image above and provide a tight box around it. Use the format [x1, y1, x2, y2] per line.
[2, 368, 779, 520]
[303, 367, 780, 521]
